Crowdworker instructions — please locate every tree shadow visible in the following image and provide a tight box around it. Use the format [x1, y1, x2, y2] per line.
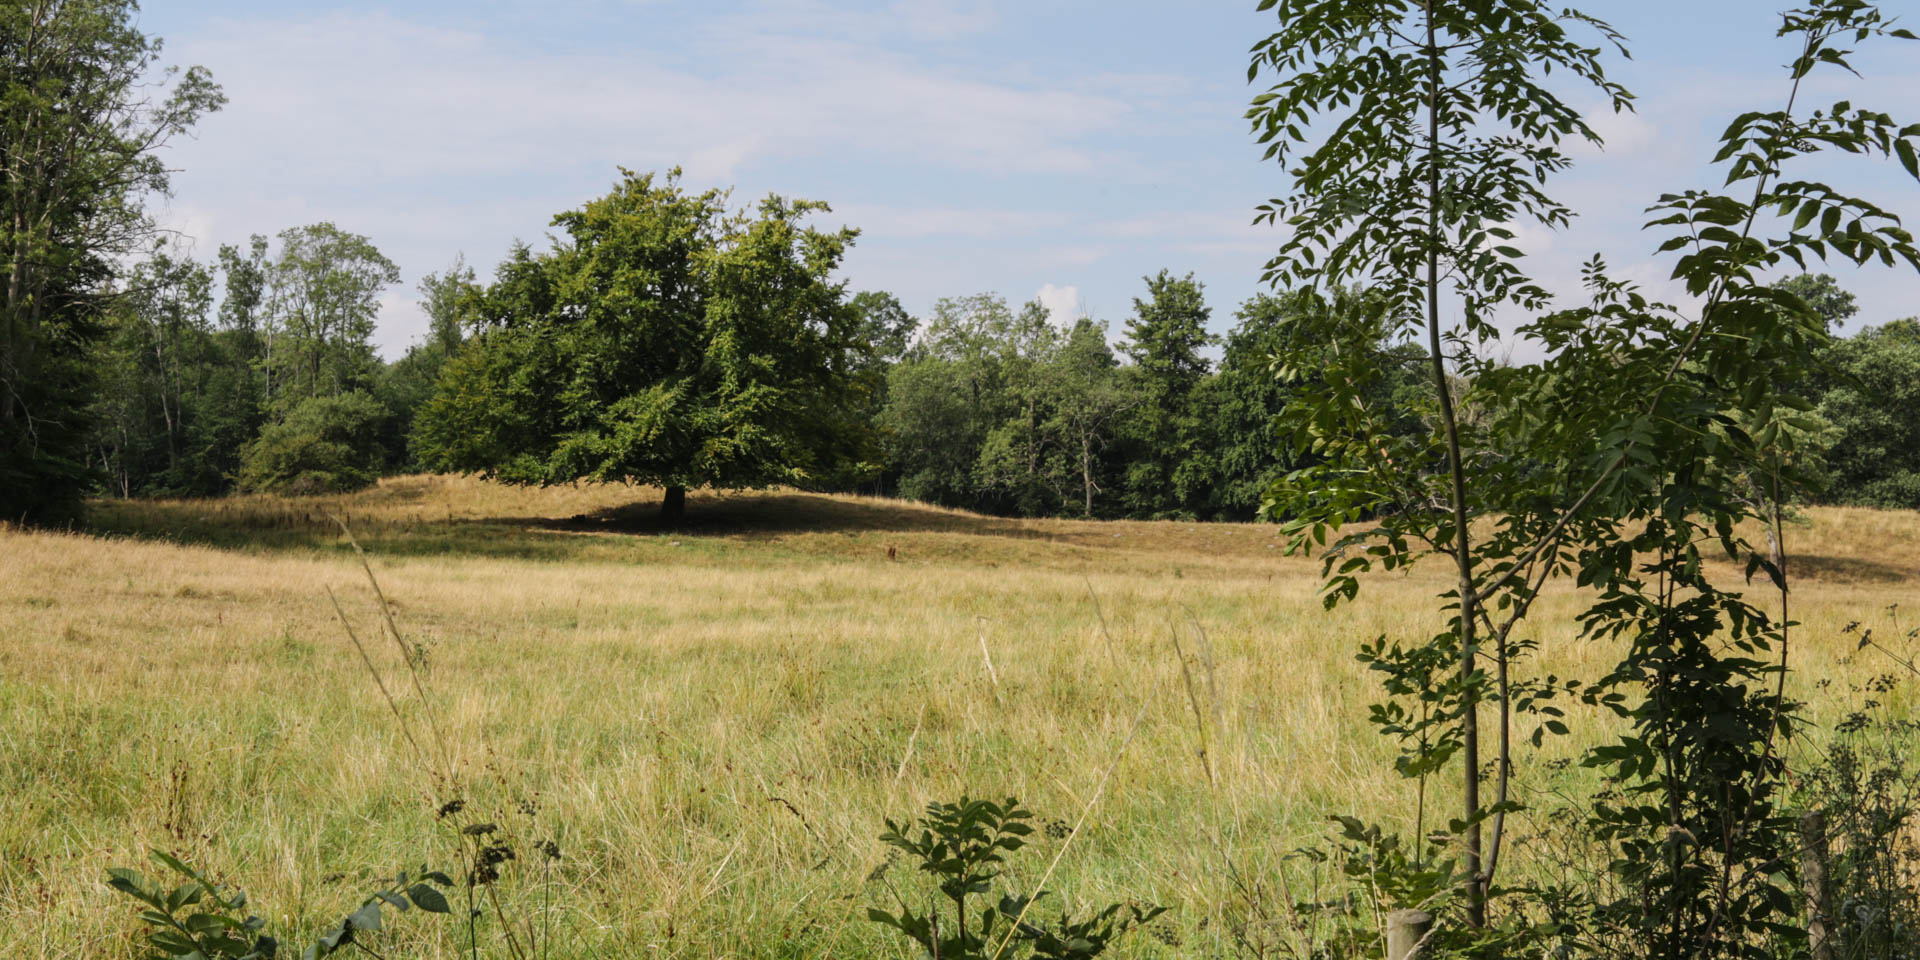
[530, 492, 1053, 540]
[84, 486, 1078, 562]
[1786, 553, 1916, 585]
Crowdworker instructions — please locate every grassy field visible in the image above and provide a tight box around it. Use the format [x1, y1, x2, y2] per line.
[3, 475, 1917, 958]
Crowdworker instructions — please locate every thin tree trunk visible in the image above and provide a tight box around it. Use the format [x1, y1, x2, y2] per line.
[1082, 436, 1094, 517]
[154, 337, 179, 475]
[1424, 3, 1485, 928]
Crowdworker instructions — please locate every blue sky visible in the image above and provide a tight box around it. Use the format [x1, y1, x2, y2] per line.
[137, 0, 1920, 358]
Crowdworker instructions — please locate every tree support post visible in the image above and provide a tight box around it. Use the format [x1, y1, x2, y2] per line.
[1800, 811, 1836, 960]
[1387, 908, 1433, 960]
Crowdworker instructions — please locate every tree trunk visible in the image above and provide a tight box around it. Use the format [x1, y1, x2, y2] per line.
[1800, 811, 1836, 960]
[155, 338, 179, 476]
[1082, 436, 1094, 517]
[660, 485, 687, 526]
[1424, 4, 1485, 927]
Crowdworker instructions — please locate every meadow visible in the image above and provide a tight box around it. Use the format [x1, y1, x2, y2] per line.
[2, 475, 1917, 958]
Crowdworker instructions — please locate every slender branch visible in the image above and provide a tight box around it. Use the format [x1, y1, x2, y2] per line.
[1469, 28, 1818, 611]
[1475, 529, 1561, 893]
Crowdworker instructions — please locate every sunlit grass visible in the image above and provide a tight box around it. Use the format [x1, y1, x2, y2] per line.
[2, 475, 1916, 957]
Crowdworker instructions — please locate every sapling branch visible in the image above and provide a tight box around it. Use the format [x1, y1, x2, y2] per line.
[1470, 25, 1823, 612]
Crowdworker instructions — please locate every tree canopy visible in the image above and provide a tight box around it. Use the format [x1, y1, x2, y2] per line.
[0, 0, 222, 522]
[414, 169, 874, 523]
[1815, 317, 1920, 508]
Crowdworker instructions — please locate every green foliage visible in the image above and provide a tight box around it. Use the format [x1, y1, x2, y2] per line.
[850, 289, 919, 373]
[418, 255, 480, 361]
[1119, 271, 1215, 518]
[107, 848, 453, 960]
[0, 0, 222, 523]
[883, 294, 1052, 512]
[85, 238, 286, 501]
[414, 169, 874, 522]
[107, 850, 274, 960]
[817, 290, 919, 493]
[1196, 288, 1425, 521]
[1248, 0, 1920, 954]
[880, 293, 1160, 518]
[1777, 273, 1861, 330]
[83, 224, 401, 502]
[377, 258, 482, 472]
[1797, 674, 1920, 960]
[869, 797, 1163, 960]
[877, 357, 980, 507]
[262, 223, 401, 413]
[1046, 317, 1136, 517]
[1274, 815, 1570, 960]
[218, 236, 273, 342]
[238, 391, 390, 495]
[88, 246, 257, 498]
[874, 278, 1433, 520]
[1813, 318, 1920, 509]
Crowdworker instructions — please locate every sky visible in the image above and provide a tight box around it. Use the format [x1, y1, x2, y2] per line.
[136, 0, 1920, 360]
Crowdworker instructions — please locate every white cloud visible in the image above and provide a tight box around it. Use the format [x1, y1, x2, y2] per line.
[377, 290, 428, 351]
[1045, 245, 1110, 268]
[1035, 283, 1081, 324]
[832, 204, 1072, 239]
[152, 9, 1154, 356]
[1566, 100, 1656, 160]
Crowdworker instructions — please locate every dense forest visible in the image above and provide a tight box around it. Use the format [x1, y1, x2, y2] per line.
[47, 222, 1920, 523]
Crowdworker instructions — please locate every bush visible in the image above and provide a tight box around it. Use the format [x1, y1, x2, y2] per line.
[238, 391, 389, 495]
[868, 796, 1164, 960]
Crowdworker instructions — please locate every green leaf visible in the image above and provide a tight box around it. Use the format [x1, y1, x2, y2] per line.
[106, 868, 159, 907]
[407, 883, 451, 914]
[150, 930, 199, 954]
[347, 901, 382, 932]
[186, 912, 241, 935]
[1793, 200, 1820, 232]
[151, 849, 196, 879]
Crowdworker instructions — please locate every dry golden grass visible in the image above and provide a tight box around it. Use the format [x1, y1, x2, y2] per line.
[2, 475, 1916, 958]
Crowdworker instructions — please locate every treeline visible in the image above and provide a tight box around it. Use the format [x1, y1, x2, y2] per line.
[76, 200, 1435, 521]
[85, 226, 477, 501]
[72, 223, 1920, 520]
[875, 282, 1424, 519]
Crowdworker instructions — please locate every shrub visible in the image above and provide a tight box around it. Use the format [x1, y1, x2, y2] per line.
[868, 796, 1164, 960]
[238, 390, 389, 495]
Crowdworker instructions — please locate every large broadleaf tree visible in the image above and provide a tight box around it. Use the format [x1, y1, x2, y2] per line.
[415, 169, 876, 523]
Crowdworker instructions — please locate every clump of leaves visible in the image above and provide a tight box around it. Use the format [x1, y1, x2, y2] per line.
[108, 850, 275, 960]
[107, 848, 453, 960]
[867, 796, 1163, 960]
